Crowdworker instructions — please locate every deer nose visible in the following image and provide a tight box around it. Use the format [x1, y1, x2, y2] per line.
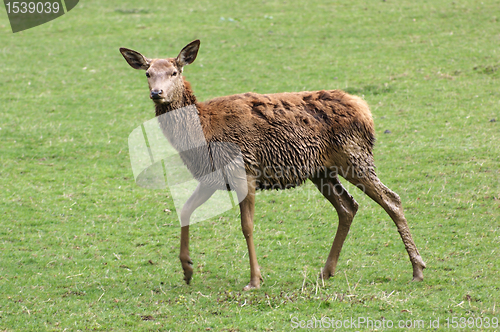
[150, 89, 163, 99]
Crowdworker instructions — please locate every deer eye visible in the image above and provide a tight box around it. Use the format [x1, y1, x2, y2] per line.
[172, 71, 178, 76]
[145, 72, 151, 78]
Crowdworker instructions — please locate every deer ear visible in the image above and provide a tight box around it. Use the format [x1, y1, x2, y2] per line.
[119, 48, 150, 70]
[176, 40, 200, 67]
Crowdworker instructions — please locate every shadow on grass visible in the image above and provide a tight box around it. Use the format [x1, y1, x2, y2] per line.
[473, 63, 500, 77]
[344, 84, 393, 96]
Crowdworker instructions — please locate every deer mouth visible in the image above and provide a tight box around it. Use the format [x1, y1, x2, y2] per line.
[151, 96, 168, 104]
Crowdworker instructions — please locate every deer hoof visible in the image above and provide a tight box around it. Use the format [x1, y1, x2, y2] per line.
[411, 256, 426, 282]
[243, 282, 260, 291]
[320, 268, 335, 280]
[242, 276, 262, 291]
[412, 275, 423, 282]
[183, 269, 193, 284]
[411, 266, 425, 282]
[182, 259, 193, 284]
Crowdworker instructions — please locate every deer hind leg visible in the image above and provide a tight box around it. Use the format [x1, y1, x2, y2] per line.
[237, 180, 262, 290]
[311, 175, 359, 280]
[179, 183, 216, 284]
[346, 169, 426, 281]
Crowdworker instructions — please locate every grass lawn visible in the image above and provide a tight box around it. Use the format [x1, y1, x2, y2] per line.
[0, 0, 499, 330]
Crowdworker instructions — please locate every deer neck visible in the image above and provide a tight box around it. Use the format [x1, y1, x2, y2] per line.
[155, 77, 197, 116]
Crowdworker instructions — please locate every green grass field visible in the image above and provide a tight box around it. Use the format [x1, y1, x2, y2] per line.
[1, 0, 499, 330]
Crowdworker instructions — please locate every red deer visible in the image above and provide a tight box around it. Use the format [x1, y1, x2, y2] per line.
[119, 40, 426, 290]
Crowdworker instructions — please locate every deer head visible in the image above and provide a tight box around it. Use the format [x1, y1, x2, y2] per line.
[119, 40, 200, 105]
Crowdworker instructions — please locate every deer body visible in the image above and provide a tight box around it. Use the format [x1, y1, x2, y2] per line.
[120, 40, 426, 290]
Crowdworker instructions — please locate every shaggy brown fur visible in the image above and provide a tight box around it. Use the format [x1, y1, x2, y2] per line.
[120, 40, 426, 290]
[155, 87, 376, 191]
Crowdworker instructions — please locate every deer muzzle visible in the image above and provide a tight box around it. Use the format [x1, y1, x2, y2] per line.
[150, 89, 163, 100]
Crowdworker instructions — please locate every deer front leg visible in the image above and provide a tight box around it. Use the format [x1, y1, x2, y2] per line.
[238, 181, 262, 290]
[179, 183, 216, 284]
